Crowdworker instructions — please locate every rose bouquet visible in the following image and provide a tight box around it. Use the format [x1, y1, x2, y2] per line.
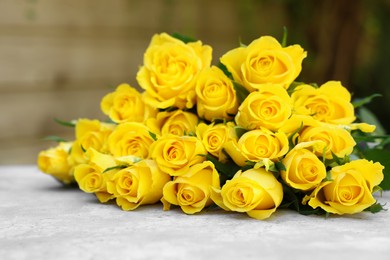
[37, 32, 387, 220]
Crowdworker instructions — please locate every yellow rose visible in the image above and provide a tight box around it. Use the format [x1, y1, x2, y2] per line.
[303, 159, 384, 214]
[74, 148, 117, 203]
[107, 159, 171, 210]
[162, 161, 220, 214]
[220, 36, 306, 91]
[196, 122, 237, 162]
[136, 33, 212, 109]
[299, 124, 356, 159]
[148, 109, 199, 136]
[37, 142, 74, 184]
[69, 118, 115, 165]
[235, 85, 292, 131]
[291, 81, 355, 125]
[211, 167, 283, 220]
[100, 83, 157, 123]
[150, 134, 207, 176]
[108, 122, 155, 159]
[281, 141, 327, 191]
[195, 66, 238, 121]
[224, 128, 289, 166]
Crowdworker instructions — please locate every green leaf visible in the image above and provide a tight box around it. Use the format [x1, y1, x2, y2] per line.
[360, 148, 390, 190]
[103, 165, 127, 173]
[203, 154, 241, 186]
[217, 62, 233, 79]
[42, 135, 67, 143]
[364, 202, 386, 214]
[275, 161, 286, 172]
[233, 81, 250, 104]
[358, 107, 386, 135]
[234, 126, 247, 139]
[54, 118, 76, 127]
[171, 32, 197, 43]
[149, 131, 157, 141]
[352, 93, 382, 108]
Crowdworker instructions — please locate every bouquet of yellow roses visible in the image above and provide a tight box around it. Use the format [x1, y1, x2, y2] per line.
[37, 32, 387, 220]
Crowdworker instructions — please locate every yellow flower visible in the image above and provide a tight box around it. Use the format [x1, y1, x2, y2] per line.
[107, 159, 171, 210]
[211, 167, 283, 220]
[196, 122, 237, 162]
[162, 161, 220, 214]
[100, 83, 157, 123]
[299, 124, 356, 159]
[74, 148, 117, 203]
[281, 141, 327, 191]
[136, 33, 212, 109]
[37, 142, 74, 184]
[147, 109, 198, 136]
[291, 81, 355, 125]
[220, 36, 306, 91]
[150, 134, 207, 176]
[107, 122, 155, 158]
[69, 118, 115, 165]
[303, 159, 384, 214]
[235, 85, 292, 131]
[195, 66, 238, 121]
[224, 128, 289, 166]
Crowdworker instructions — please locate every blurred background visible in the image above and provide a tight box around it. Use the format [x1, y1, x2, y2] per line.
[1, 0, 389, 164]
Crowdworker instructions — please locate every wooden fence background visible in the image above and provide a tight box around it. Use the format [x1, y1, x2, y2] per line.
[2, 0, 387, 164]
[0, 0, 289, 164]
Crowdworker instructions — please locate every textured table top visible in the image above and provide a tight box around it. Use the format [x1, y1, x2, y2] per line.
[1, 165, 389, 260]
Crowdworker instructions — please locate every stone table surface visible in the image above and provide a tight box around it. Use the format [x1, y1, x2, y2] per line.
[1, 165, 390, 260]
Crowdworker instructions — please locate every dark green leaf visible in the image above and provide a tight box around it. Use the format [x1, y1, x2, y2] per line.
[233, 81, 250, 104]
[364, 202, 386, 213]
[360, 148, 390, 190]
[358, 107, 386, 135]
[234, 126, 247, 139]
[217, 62, 233, 79]
[203, 154, 241, 186]
[54, 118, 76, 127]
[352, 93, 382, 108]
[275, 161, 286, 172]
[42, 135, 67, 143]
[171, 32, 197, 43]
[149, 131, 157, 141]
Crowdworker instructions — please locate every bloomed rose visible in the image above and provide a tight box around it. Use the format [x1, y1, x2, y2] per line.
[291, 81, 355, 125]
[195, 66, 238, 121]
[148, 109, 198, 136]
[281, 141, 327, 191]
[37, 142, 74, 185]
[107, 122, 155, 159]
[136, 33, 212, 109]
[220, 36, 306, 92]
[100, 83, 157, 123]
[162, 161, 220, 214]
[196, 122, 237, 162]
[303, 159, 384, 214]
[149, 134, 207, 176]
[69, 119, 115, 165]
[298, 124, 356, 159]
[107, 159, 171, 210]
[235, 85, 292, 131]
[211, 167, 283, 220]
[224, 128, 289, 166]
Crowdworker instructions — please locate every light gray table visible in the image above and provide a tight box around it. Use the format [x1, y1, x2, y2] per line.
[1, 165, 389, 260]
